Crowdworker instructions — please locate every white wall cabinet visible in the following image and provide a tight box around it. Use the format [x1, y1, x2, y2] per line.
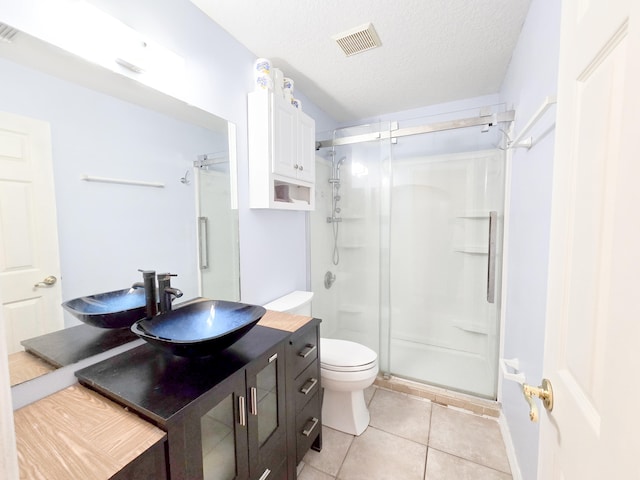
[248, 90, 315, 210]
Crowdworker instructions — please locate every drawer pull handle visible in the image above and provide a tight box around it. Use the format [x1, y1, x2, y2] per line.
[258, 468, 271, 480]
[302, 417, 319, 437]
[300, 378, 318, 395]
[298, 344, 317, 358]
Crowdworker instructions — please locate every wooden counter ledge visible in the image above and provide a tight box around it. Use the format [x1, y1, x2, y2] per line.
[14, 385, 166, 479]
[9, 351, 56, 386]
[258, 310, 314, 332]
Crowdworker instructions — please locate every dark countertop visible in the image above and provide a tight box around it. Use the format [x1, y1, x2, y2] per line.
[75, 325, 291, 427]
[22, 324, 139, 367]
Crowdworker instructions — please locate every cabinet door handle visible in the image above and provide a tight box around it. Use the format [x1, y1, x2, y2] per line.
[298, 344, 317, 358]
[250, 387, 258, 416]
[300, 378, 318, 395]
[487, 211, 497, 304]
[258, 468, 271, 480]
[198, 216, 209, 269]
[238, 396, 246, 426]
[302, 417, 319, 437]
[299, 165, 304, 171]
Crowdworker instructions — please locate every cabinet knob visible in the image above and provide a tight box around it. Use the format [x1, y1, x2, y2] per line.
[294, 164, 299, 169]
[299, 165, 304, 171]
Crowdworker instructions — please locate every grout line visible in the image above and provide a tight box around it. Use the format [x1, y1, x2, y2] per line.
[334, 429, 357, 480]
[423, 398, 434, 479]
[426, 447, 513, 478]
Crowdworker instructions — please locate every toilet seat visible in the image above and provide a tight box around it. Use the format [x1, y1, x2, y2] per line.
[321, 360, 377, 373]
[321, 338, 378, 372]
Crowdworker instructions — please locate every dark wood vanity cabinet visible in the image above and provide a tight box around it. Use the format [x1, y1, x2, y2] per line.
[76, 321, 323, 480]
[285, 319, 323, 477]
[112, 440, 168, 480]
[173, 341, 287, 480]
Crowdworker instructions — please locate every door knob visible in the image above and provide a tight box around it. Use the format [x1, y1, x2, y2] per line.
[523, 378, 554, 422]
[34, 275, 57, 287]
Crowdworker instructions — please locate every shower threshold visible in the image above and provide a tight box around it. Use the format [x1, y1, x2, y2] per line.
[374, 374, 500, 418]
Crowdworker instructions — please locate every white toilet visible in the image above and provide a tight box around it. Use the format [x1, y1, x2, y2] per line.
[263, 291, 378, 436]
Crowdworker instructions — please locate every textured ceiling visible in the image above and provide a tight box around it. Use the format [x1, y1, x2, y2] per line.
[191, 0, 531, 122]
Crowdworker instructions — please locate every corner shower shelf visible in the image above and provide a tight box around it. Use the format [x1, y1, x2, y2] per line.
[456, 211, 491, 219]
[337, 304, 365, 314]
[453, 321, 490, 335]
[454, 245, 488, 254]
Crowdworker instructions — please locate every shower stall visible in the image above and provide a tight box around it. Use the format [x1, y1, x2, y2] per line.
[311, 106, 511, 399]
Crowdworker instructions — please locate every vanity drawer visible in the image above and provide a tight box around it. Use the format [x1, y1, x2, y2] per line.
[294, 361, 320, 413]
[289, 324, 319, 377]
[295, 393, 321, 464]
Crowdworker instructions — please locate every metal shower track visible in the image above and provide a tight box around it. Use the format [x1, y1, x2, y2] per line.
[316, 110, 515, 149]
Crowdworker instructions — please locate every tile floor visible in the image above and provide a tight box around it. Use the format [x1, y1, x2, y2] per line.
[298, 386, 512, 480]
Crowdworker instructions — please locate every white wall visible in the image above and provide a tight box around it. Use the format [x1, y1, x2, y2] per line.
[499, 1, 561, 478]
[0, 0, 337, 306]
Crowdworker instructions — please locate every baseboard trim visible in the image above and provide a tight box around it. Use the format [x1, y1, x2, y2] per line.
[498, 413, 523, 480]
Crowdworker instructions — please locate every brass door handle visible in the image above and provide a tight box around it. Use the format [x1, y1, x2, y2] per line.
[523, 378, 554, 422]
[34, 275, 57, 287]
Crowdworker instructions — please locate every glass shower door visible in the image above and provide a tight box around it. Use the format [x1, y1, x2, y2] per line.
[196, 155, 240, 302]
[387, 149, 505, 398]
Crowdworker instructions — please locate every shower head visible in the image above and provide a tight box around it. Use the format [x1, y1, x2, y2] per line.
[336, 156, 346, 168]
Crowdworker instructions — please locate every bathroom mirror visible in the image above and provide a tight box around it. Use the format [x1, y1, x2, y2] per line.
[0, 31, 240, 387]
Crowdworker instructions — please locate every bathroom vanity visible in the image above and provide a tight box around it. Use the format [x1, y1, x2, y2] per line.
[58, 311, 323, 480]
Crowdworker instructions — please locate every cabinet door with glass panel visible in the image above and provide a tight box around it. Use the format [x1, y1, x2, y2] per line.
[246, 342, 287, 480]
[179, 371, 249, 480]
[179, 342, 287, 480]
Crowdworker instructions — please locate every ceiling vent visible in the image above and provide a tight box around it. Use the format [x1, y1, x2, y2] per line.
[0, 23, 18, 44]
[332, 23, 381, 57]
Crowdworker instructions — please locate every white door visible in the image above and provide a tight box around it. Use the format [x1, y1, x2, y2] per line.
[538, 0, 640, 477]
[0, 112, 63, 354]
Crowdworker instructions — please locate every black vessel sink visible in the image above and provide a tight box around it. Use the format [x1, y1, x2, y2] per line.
[62, 288, 147, 329]
[130, 299, 266, 357]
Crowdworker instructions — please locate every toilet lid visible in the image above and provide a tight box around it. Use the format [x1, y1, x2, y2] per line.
[320, 338, 377, 369]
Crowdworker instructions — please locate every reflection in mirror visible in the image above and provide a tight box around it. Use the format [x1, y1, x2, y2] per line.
[196, 147, 240, 302]
[0, 31, 240, 388]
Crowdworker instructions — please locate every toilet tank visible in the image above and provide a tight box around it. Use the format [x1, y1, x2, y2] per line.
[263, 291, 313, 316]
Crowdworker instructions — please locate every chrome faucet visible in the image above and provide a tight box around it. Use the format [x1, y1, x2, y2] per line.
[157, 272, 183, 314]
[133, 269, 158, 319]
